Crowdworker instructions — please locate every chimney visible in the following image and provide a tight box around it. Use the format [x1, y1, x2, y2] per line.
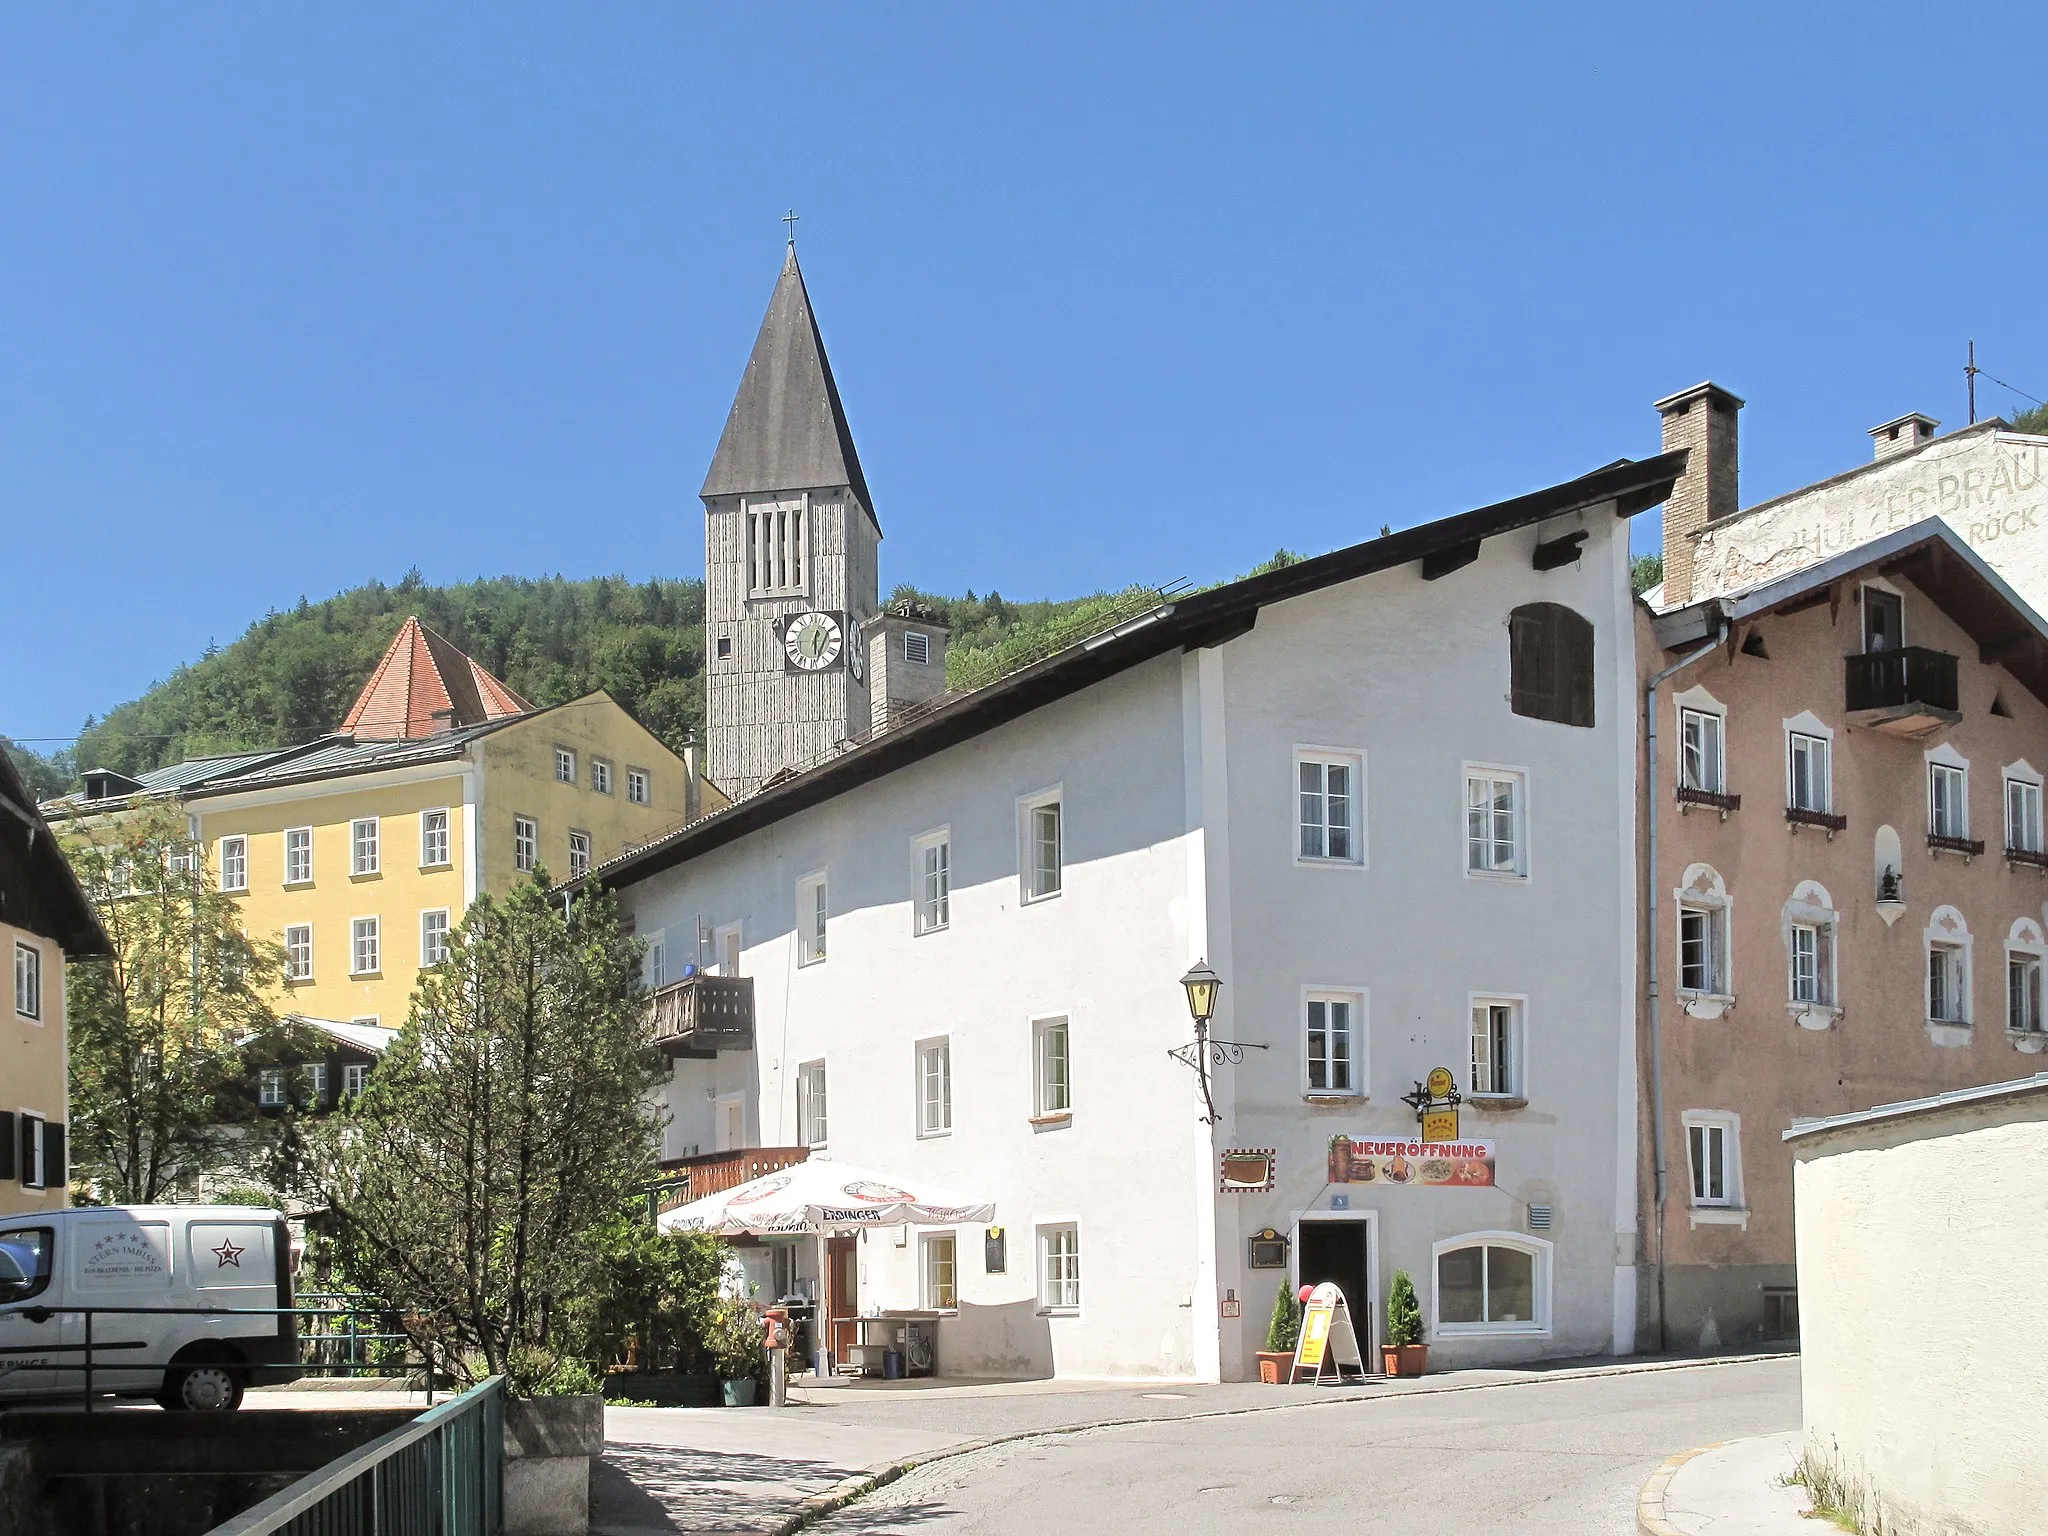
[1869, 413, 1938, 462]
[1654, 382, 1744, 607]
[682, 740, 702, 822]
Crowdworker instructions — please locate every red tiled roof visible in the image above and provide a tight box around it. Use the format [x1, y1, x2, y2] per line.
[340, 616, 533, 740]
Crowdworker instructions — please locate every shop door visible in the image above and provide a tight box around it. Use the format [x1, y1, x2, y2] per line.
[826, 1236, 858, 1368]
[1296, 1220, 1371, 1356]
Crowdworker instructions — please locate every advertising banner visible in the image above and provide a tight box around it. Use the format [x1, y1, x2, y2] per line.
[1327, 1137, 1495, 1188]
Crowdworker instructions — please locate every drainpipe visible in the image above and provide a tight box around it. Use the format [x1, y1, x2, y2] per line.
[1645, 616, 1724, 1355]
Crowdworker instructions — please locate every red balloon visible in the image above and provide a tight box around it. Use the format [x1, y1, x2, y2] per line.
[1297, 1285, 1314, 1304]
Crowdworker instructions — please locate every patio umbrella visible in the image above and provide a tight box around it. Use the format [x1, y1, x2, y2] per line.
[657, 1158, 994, 1237]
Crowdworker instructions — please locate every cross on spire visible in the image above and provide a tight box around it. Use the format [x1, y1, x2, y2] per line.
[782, 208, 800, 249]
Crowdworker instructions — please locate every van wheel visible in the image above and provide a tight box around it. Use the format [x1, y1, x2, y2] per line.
[158, 1364, 245, 1412]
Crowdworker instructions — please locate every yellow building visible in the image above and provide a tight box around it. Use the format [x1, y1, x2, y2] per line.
[48, 618, 723, 1027]
[2, 748, 111, 1215]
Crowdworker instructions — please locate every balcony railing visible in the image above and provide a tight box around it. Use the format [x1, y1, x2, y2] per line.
[1845, 646, 1960, 719]
[649, 974, 755, 1057]
[655, 1146, 809, 1213]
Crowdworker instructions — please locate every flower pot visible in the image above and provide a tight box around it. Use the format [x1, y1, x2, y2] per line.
[721, 1377, 758, 1407]
[1380, 1343, 1428, 1378]
[1255, 1351, 1293, 1384]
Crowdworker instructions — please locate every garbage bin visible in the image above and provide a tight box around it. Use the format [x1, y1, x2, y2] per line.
[883, 1349, 904, 1380]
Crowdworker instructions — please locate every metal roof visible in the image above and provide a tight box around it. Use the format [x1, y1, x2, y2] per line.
[700, 247, 877, 526]
[1784, 1073, 2048, 1143]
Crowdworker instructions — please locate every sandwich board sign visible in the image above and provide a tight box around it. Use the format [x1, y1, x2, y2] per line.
[1288, 1281, 1369, 1384]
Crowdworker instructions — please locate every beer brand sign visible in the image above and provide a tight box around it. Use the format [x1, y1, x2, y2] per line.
[1326, 1136, 1495, 1188]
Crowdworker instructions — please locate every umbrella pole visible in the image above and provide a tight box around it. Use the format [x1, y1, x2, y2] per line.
[816, 1229, 829, 1379]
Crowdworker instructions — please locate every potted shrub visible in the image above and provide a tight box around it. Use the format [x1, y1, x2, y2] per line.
[1381, 1269, 1427, 1377]
[1257, 1282, 1301, 1383]
[707, 1300, 764, 1406]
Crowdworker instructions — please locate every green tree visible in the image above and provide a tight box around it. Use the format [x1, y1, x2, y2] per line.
[311, 878, 663, 1384]
[1265, 1280, 1302, 1354]
[566, 1204, 728, 1375]
[61, 803, 291, 1202]
[1385, 1269, 1423, 1347]
[2009, 401, 2048, 435]
[1630, 554, 1664, 597]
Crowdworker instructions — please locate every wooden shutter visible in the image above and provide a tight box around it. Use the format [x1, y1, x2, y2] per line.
[1509, 603, 1595, 729]
[42, 1123, 65, 1193]
[0, 1112, 13, 1181]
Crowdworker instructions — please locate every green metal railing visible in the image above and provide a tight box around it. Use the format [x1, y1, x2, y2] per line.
[205, 1374, 505, 1536]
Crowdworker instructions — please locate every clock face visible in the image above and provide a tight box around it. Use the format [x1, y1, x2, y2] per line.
[848, 617, 867, 684]
[783, 611, 844, 671]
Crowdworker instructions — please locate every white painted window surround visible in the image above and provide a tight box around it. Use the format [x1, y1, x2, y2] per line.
[284, 924, 313, 982]
[420, 809, 451, 868]
[218, 835, 248, 893]
[1302, 988, 1364, 1098]
[1432, 1231, 1551, 1336]
[1463, 763, 1529, 879]
[797, 1059, 828, 1146]
[1925, 905, 1974, 1042]
[1926, 743, 1971, 841]
[1020, 788, 1063, 903]
[1468, 994, 1526, 1099]
[284, 827, 314, 886]
[1783, 881, 1840, 1024]
[914, 830, 950, 935]
[1675, 863, 1733, 1017]
[797, 872, 828, 966]
[1683, 1110, 1746, 1226]
[1033, 1015, 1071, 1118]
[917, 1037, 952, 1137]
[1039, 1222, 1081, 1314]
[2005, 761, 2045, 854]
[1784, 712, 1835, 813]
[1295, 746, 1366, 866]
[1674, 686, 1728, 795]
[2007, 919, 2047, 1046]
[921, 1231, 958, 1311]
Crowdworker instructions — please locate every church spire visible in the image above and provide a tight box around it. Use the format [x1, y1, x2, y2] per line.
[700, 246, 877, 527]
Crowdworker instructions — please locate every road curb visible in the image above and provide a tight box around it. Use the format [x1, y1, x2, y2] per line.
[1636, 1442, 1718, 1536]
[763, 1352, 1793, 1534]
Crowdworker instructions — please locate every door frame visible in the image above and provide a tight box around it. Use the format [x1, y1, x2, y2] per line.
[1861, 582, 1904, 653]
[1291, 1208, 1380, 1363]
[713, 1093, 745, 1152]
[825, 1234, 859, 1368]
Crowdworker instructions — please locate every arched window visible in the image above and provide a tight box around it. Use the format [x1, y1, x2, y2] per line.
[1925, 906, 1973, 1044]
[1509, 604, 1595, 728]
[1432, 1232, 1552, 1335]
[1784, 881, 1839, 1027]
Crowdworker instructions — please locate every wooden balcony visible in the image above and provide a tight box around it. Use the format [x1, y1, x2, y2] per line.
[1845, 647, 1961, 737]
[649, 974, 755, 1058]
[655, 1146, 808, 1214]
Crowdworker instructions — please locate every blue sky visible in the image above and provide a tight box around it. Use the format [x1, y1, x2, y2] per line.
[5, 6, 2043, 740]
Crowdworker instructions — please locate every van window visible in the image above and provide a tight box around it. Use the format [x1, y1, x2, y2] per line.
[0, 1229, 52, 1303]
[74, 1221, 174, 1290]
[188, 1223, 271, 1289]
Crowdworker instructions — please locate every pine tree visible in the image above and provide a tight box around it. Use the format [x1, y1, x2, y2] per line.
[1265, 1279, 1302, 1353]
[1386, 1269, 1423, 1346]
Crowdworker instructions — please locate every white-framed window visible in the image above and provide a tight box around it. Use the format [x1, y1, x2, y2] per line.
[567, 830, 592, 880]
[797, 872, 827, 965]
[1927, 907, 1970, 1025]
[1432, 1233, 1550, 1335]
[1039, 1223, 1081, 1313]
[285, 827, 313, 886]
[797, 1059, 828, 1147]
[1469, 996, 1523, 1098]
[554, 748, 576, 784]
[514, 816, 538, 874]
[351, 917, 380, 977]
[2006, 767, 2044, 854]
[1787, 721, 1833, 813]
[2009, 951, 2044, 1035]
[1678, 702, 1726, 794]
[218, 835, 248, 893]
[1303, 990, 1362, 1097]
[1790, 925, 1821, 1003]
[920, 1231, 958, 1311]
[914, 830, 951, 934]
[17, 1111, 46, 1188]
[308, 1063, 329, 1106]
[1928, 755, 1969, 839]
[1034, 1015, 1071, 1117]
[343, 1063, 368, 1099]
[169, 841, 196, 877]
[14, 942, 42, 1022]
[903, 629, 932, 666]
[745, 498, 808, 597]
[1679, 907, 1726, 995]
[420, 909, 451, 967]
[1021, 789, 1062, 902]
[1782, 881, 1838, 1012]
[627, 768, 651, 806]
[1296, 749, 1364, 864]
[592, 759, 612, 795]
[284, 925, 314, 982]
[1684, 1112, 1741, 1209]
[351, 818, 380, 876]
[1464, 767, 1526, 877]
[916, 1037, 952, 1137]
[420, 809, 451, 868]
[259, 1068, 287, 1109]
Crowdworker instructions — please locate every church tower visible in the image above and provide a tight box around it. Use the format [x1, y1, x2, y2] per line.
[701, 247, 880, 797]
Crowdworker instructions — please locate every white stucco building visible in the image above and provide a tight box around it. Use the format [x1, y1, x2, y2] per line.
[581, 251, 1686, 1380]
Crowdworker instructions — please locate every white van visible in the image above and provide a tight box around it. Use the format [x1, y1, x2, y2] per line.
[0, 1205, 300, 1410]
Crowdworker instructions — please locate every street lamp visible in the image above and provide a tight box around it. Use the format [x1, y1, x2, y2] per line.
[1169, 961, 1261, 1125]
[1179, 962, 1222, 1027]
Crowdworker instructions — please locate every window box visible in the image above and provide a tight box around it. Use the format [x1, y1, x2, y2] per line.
[1784, 806, 1848, 835]
[2006, 846, 2048, 871]
[1927, 834, 1986, 860]
[1675, 786, 1742, 816]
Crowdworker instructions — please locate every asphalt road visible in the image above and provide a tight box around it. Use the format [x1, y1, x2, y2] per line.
[809, 1356, 1801, 1535]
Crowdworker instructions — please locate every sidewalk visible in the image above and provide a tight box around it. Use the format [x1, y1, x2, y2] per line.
[1638, 1430, 1816, 1536]
[595, 1350, 1796, 1535]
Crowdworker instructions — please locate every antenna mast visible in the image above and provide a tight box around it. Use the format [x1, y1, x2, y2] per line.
[1967, 339, 1979, 424]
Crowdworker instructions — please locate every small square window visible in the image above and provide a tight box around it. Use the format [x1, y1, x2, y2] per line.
[592, 760, 613, 795]
[1022, 792, 1062, 902]
[716, 635, 734, 661]
[1465, 769, 1525, 877]
[554, 748, 576, 784]
[14, 942, 42, 1022]
[284, 925, 314, 982]
[351, 917, 380, 977]
[351, 818, 380, 877]
[798, 873, 828, 965]
[285, 827, 314, 886]
[627, 769, 651, 806]
[1034, 1016, 1071, 1117]
[514, 816, 538, 874]
[218, 836, 248, 893]
[917, 1037, 952, 1137]
[568, 830, 592, 880]
[420, 809, 451, 868]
